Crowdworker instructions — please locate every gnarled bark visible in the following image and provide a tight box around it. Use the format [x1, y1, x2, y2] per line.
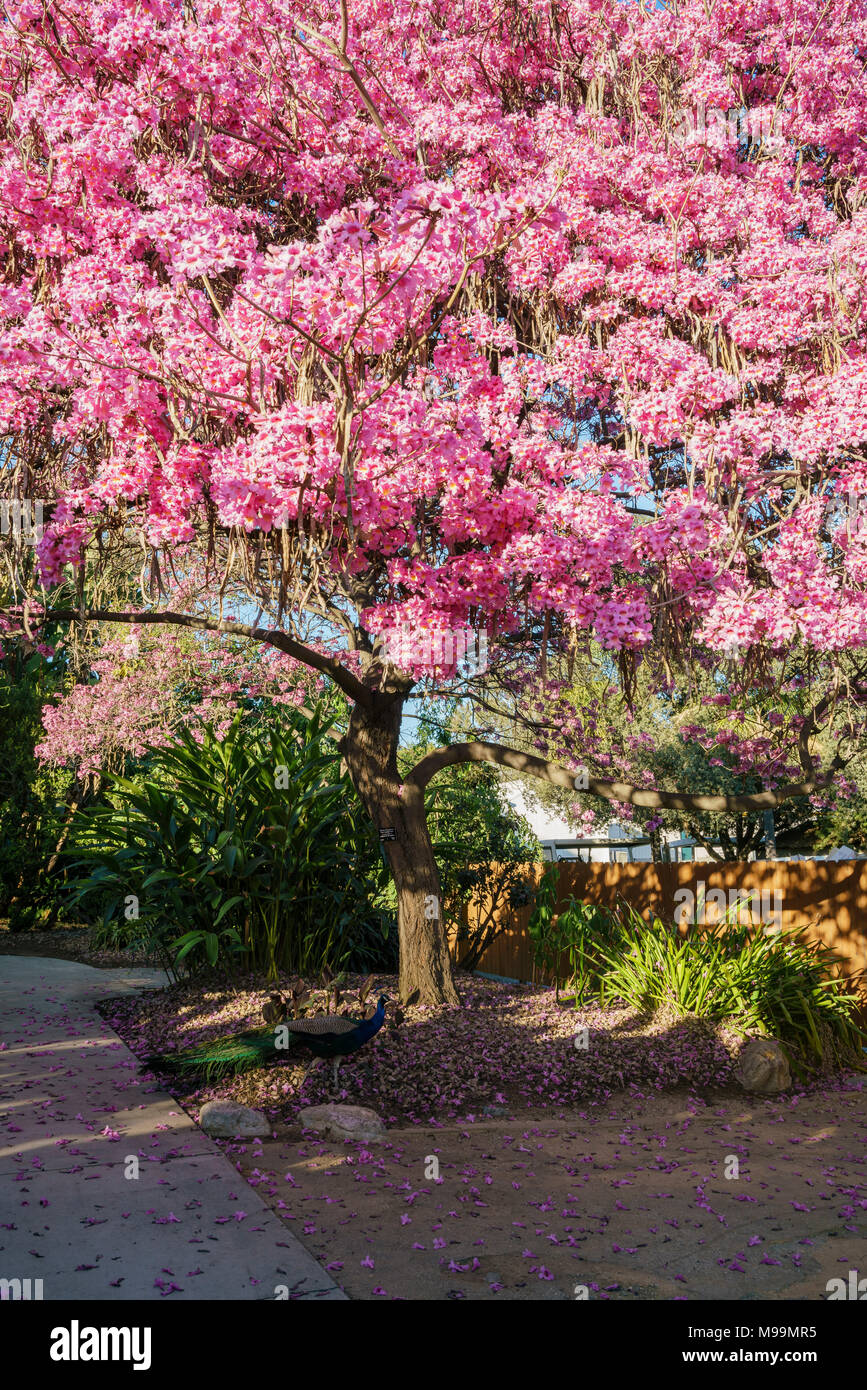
[344, 686, 459, 1006]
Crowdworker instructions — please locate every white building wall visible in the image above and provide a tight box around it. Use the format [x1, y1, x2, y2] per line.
[501, 781, 713, 862]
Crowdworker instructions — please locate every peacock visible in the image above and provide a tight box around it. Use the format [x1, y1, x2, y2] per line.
[141, 985, 390, 1094]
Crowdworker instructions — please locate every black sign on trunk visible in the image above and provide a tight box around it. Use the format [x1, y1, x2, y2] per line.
[378, 827, 396, 841]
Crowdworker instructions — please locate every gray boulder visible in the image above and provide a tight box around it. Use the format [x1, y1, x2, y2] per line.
[734, 1038, 791, 1093]
[298, 1103, 385, 1143]
[199, 1100, 270, 1137]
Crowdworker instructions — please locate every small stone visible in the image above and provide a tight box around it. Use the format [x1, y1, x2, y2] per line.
[734, 1038, 791, 1093]
[198, 1100, 269, 1137]
[298, 1103, 386, 1143]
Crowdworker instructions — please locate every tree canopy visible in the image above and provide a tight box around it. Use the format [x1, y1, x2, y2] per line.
[3, 0, 867, 998]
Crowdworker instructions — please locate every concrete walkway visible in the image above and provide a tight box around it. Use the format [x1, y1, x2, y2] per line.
[0, 956, 344, 1300]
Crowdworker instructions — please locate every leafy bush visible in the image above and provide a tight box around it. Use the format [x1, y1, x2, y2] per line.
[528, 871, 866, 1074]
[423, 763, 539, 971]
[0, 651, 70, 923]
[527, 864, 620, 1003]
[65, 706, 394, 979]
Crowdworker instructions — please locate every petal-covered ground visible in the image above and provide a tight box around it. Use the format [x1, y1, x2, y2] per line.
[223, 1083, 867, 1300]
[0, 956, 343, 1301]
[106, 972, 750, 1123]
[7, 954, 864, 1301]
[104, 970, 867, 1299]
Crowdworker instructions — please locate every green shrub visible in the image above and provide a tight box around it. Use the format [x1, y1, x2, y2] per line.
[528, 871, 866, 1074]
[527, 863, 621, 1002]
[0, 651, 70, 922]
[64, 706, 394, 979]
[423, 763, 539, 971]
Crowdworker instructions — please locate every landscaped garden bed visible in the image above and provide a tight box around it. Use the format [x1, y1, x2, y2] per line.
[108, 971, 767, 1126]
[0, 922, 154, 969]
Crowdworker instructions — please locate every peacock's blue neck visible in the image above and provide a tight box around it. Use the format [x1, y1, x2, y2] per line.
[355, 998, 386, 1043]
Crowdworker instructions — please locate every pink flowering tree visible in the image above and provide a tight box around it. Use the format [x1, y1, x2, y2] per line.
[482, 658, 861, 859]
[2, 0, 867, 1002]
[35, 620, 323, 778]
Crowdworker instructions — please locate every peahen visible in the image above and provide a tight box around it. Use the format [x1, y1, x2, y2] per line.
[142, 995, 389, 1094]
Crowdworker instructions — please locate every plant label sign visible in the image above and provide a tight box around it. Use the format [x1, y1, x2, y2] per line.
[379, 827, 396, 841]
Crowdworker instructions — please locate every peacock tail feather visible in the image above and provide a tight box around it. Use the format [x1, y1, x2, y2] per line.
[141, 1029, 294, 1081]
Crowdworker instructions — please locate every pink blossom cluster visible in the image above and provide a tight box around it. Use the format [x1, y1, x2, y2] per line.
[0, 0, 865, 704]
[35, 626, 321, 776]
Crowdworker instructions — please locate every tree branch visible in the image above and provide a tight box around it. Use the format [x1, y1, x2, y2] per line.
[405, 739, 826, 812]
[41, 608, 373, 708]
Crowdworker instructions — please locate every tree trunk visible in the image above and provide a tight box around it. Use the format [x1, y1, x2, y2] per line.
[344, 691, 459, 1006]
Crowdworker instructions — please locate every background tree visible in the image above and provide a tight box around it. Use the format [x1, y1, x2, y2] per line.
[478, 648, 849, 860]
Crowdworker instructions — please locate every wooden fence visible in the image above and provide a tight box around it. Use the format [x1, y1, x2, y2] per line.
[454, 860, 867, 985]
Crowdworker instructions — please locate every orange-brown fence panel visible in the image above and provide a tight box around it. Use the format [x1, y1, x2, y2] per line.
[453, 861, 867, 984]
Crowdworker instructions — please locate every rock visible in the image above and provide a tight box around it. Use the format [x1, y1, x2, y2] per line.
[198, 1100, 270, 1137]
[297, 1103, 386, 1143]
[734, 1038, 791, 1093]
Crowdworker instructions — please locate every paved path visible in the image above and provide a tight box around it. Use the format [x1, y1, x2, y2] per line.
[0, 956, 344, 1301]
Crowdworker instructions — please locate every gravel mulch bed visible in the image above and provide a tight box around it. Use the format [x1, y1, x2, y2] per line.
[0, 923, 158, 970]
